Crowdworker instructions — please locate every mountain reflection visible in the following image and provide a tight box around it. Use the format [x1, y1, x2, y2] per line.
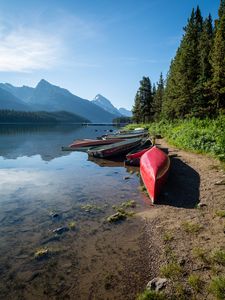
[0, 124, 115, 161]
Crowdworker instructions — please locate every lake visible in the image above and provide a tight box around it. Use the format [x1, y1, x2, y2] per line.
[0, 124, 151, 300]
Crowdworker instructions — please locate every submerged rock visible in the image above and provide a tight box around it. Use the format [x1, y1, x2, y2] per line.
[53, 227, 69, 234]
[107, 212, 127, 223]
[34, 248, 49, 259]
[146, 277, 167, 291]
[49, 212, 60, 219]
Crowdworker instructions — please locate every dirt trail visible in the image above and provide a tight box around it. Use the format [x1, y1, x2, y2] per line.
[138, 138, 225, 299]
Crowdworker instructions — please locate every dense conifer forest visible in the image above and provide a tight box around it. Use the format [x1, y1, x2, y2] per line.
[0, 110, 89, 123]
[132, 1, 225, 122]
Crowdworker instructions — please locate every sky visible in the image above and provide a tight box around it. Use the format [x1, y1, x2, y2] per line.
[0, 0, 220, 110]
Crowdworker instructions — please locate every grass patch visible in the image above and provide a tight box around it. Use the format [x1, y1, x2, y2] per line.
[181, 221, 202, 234]
[188, 274, 203, 293]
[163, 232, 174, 242]
[160, 263, 183, 279]
[137, 290, 166, 300]
[211, 250, 225, 266]
[215, 210, 225, 218]
[192, 247, 209, 264]
[209, 276, 225, 299]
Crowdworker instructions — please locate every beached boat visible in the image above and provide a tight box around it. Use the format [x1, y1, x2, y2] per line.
[88, 137, 142, 158]
[102, 131, 148, 140]
[125, 139, 153, 166]
[62, 138, 125, 151]
[118, 127, 147, 134]
[140, 146, 170, 203]
[61, 146, 94, 152]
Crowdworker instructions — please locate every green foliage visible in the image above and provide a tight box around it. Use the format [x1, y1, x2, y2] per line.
[163, 232, 174, 242]
[209, 276, 225, 299]
[113, 116, 132, 124]
[188, 274, 203, 292]
[132, 2, 225, 121]
[126, 116, 225, 161]
[160, 263, 183, 279]
[132, 77, 154, 123]
[137, 290, 166, 300]
[212, 249, 225, 266]
[210, 1, 225, 113]
[182, 221, 202, 234]
[216, 210, 225, 217]
[192, 247, 209, 264]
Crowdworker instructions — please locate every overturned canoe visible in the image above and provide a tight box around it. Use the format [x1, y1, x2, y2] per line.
[88, 138, 142, 158]
[140, 146, 170, 203]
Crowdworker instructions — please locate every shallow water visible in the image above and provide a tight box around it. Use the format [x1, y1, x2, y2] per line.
[0, 124, 151, 300]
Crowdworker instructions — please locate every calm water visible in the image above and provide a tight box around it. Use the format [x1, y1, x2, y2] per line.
[0, 124, 151, 300]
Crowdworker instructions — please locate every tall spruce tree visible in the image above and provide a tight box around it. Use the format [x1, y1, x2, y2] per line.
[132, 91, 142, 123]
[153, 73, 164, 120]
[210, 0, 225, 113]
[162, 7, 204, 119]
[138, 76, 154, 123]
[195, 14, 213, 116]
[132, 77, 154, 123]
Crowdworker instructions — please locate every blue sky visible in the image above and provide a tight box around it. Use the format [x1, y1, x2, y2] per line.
[0, 0, 220, 109]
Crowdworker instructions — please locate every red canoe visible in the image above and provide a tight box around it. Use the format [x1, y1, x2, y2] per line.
[140, 146, 170, 203]
[125, 139, 152, 165]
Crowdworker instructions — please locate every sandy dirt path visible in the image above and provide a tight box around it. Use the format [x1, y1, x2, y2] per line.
[138, 138, 225, 299]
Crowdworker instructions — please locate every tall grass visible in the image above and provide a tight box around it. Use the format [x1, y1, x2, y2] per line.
[126, 115, 225, 161]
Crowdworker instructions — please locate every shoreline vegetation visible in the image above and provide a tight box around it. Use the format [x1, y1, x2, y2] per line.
[125, 115, 225, 163]
[0, 109, 90, 124]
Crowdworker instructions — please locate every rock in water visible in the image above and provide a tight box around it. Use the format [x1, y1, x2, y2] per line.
[53, 227, 69, 234]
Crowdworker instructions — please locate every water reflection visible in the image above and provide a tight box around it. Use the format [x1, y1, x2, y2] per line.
[0, 124, 151, 299]
[0, 124, 115, 161]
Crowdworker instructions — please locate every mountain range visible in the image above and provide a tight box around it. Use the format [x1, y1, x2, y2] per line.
[0, 80, 132, 122]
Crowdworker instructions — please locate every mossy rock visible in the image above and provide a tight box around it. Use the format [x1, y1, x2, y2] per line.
[107, 212, 127, 223]
[34, 248, 49, 259]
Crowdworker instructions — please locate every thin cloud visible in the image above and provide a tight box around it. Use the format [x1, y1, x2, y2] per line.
[0, 26, 61, 72]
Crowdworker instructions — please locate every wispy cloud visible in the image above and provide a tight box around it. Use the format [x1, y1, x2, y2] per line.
[0, 25, 61, 72]
[0, 8, 103, 73]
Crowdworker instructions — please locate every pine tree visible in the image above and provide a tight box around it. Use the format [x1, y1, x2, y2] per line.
[162, 7, 203, 119]
[210, 0, 225, 113]
[153, 73, 164, 120]
[195, 14, 214, 116]
[138, 77, 154, 123]
[132, 91, 142, 123]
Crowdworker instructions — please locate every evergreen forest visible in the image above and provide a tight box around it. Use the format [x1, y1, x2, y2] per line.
[132, 1, 225, 122]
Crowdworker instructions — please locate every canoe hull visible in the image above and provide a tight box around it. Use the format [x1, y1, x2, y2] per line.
[125, 139, 152, 166]
[69, 138, 124, 148]
[140, 146, 170, 203]
[88, 138, 142, 158]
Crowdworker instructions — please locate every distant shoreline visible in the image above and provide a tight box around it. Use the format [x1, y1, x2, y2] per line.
[0, 122, 127, 126]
